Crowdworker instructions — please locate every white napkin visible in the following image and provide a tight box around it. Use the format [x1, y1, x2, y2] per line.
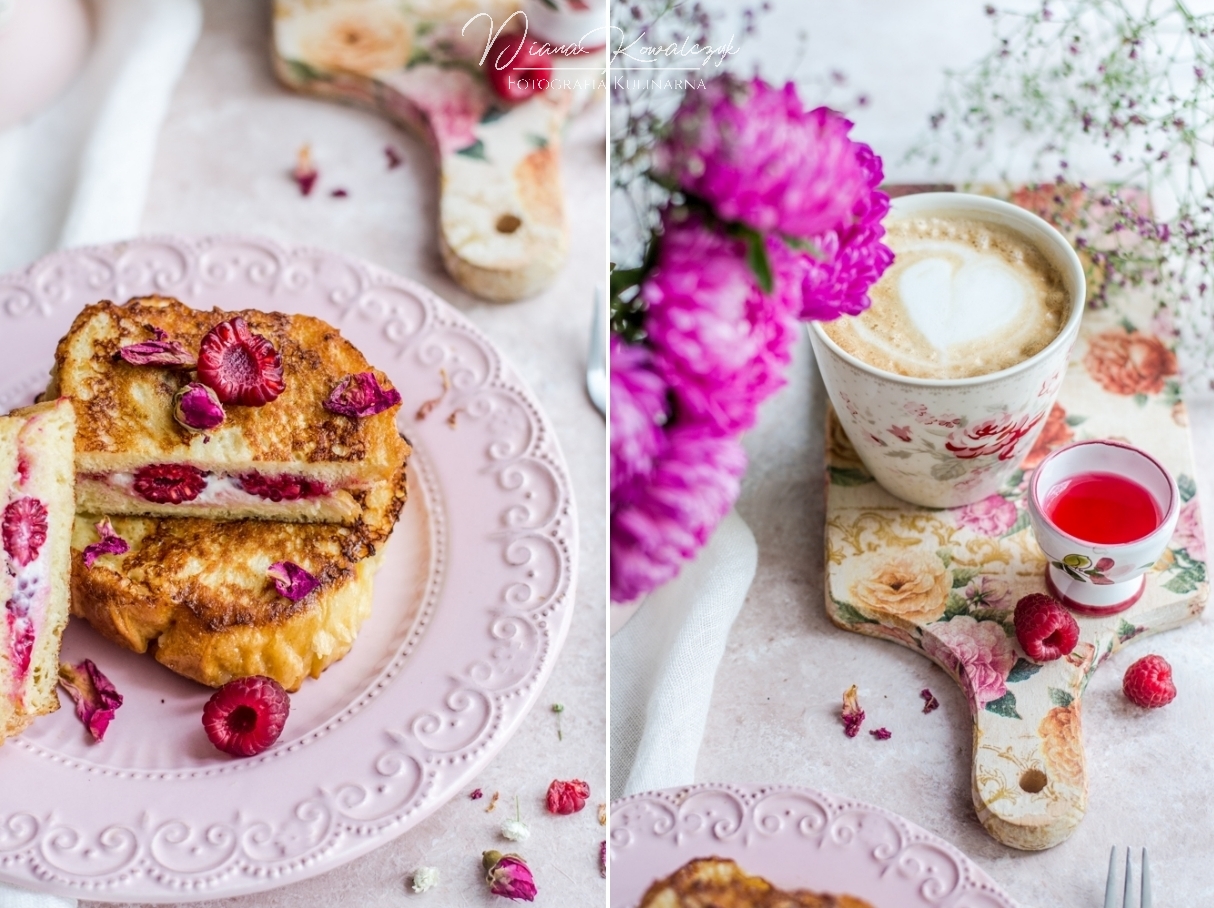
[610, 509, 758, 799]
[0, 0, 202, 274]
[0, 3, 198, 905]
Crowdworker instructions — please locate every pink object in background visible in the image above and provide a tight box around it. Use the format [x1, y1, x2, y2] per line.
[0, 0, 91, 130]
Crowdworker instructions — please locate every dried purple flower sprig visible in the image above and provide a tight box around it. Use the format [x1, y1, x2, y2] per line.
[913, 0, 1214, 367]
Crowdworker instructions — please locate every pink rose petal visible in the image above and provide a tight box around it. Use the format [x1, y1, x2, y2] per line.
[324, 372, 402, 418]
[82, 518, 129, 568]
[118, 339, 196, 368]
[57, 659, 123, 742]
[267, 561, 319, 601]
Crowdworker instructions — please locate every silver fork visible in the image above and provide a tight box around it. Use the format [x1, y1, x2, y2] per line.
[1105, 847, 1152, 908]
[586, 286, 606, 417]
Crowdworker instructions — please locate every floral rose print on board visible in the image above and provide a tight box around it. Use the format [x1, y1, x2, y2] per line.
[923, 616, 1016, 711]
[1083, 327, 1178, 396]
[1020, 403, 1074, 469]
[849, 550, 952, 626]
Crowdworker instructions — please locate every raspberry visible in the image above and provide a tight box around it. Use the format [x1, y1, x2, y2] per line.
[237, 472, 327, 501]
[1014, 593, 1080, 662]
[484, 33, 552, 102]
[202, 675, 290, 757]
[2, 497, 48, 567]
[132, 464, 209, 504]
[197, 317, 285, 407]
[546, 778, 590, 815]
[1123, 654, 1177, 708]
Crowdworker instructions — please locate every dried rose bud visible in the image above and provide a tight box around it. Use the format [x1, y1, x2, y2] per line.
[82, 518, 129, 568]
[293, 144, 318, 196]
[324, 371, 402, 419]
[173, 382, 226, 433]
[267, 561, 319, 601]
[58, 659, 123, 742]
[920, 688, 940, 714]
[599, 840, 606, 878]
[870, 727, 892, 740]
[842, 684, 865, 738]
[546, 778, 590, 815]
[470, 788, 484, 800]
[119, 336, 196, 368]
[482, 851, 537, 902]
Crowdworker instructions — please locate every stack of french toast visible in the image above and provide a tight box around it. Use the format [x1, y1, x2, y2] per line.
[1, 295, 409, 742]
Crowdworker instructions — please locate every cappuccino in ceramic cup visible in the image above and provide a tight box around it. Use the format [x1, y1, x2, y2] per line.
[822, 215, 1070, 379]
[808, 193, 1086, 509]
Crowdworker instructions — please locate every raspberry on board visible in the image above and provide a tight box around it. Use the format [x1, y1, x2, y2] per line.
[1123, 654, 1177, 709]
[1014, 593, 1080, 662]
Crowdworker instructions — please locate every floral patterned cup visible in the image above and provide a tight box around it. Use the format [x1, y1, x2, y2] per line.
[808, 192, 1087, 508]
[1027, 440, 1180, 615]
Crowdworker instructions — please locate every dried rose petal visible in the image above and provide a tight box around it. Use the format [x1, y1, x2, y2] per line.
[921, 688, 940, 714]
[470, 788, 484, 800]
[546, 778, 590, 815]
[330, 188, 349, 198]
[324, 371, 402, 419]
[173, 382, 226, 433]
[870, 727, 892, 740]
[842, 684, 865, 738]
[118, 338, 196, 368]
[599, 840, 606, 878]
[293, 144, 318, 196]
[58, 659, 123, 742]
[483, 851, 537, 902]
[385, 145, 403, 169]
[267, 561, 319, 601]
[82, 518, 129, 568]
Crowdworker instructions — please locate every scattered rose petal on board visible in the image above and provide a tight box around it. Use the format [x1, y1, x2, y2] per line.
[842, 684, 865, 737]
[411, 866, 439, 893]
[292, 144, 318, 196]
[599, 840, 606, 878]
[330, 188, 348, 198]
[267, 561, 319, 601]
[483, 851, 537, 902]
[82, 518, 129, 568]
[920, 688, 940, 713]
[486, 790, 500, 812]
[325, 371, 401, 418]
[546, 779, 590, 815]
[58, 659, 123, 742]
[385, 145, 403, 169]
[870, 727, 892, 740]
[470, 788, 484, 800]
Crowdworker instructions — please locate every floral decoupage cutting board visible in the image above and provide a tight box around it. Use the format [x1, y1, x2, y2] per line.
[273, 0, 604, 302]
[823, 197, 1208, 851]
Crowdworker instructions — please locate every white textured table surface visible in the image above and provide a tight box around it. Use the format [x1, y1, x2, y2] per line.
[674, 2, 1214, 907]
[81, 2, 606, 906]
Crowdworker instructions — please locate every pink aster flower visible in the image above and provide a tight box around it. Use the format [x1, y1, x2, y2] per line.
[611, 425, 747, 603]
[610, 336, 668, 493]
[655, 75, 869, 239]
[642, 213, 801, 435]
[955, 494, 1020, 536]
[923, 616, 1016, 710]
[1175, 498, 1206, 560]
[794, 143, 895, 320]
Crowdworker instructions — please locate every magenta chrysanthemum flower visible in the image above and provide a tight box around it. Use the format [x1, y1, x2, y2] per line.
[610, 336, 668, 493]
[610, 425, 747, 603]
[656, 75, 869, 240]
[794, 142, 894, 320]
[642, 213, 801, 435]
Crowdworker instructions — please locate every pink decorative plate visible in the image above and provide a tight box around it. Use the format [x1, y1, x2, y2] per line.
[610, 784, 1019, 908]
[0, 236, 577, 901]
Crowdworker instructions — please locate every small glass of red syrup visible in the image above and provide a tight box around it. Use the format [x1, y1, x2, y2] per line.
[1027, 440, 1179, 616]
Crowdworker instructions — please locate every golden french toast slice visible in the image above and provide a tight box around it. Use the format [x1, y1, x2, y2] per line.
[69, 462, 406, 692]
[0, 399, 77, 743]
[46, 295, 410, 524]
[639, 858, 875, 908]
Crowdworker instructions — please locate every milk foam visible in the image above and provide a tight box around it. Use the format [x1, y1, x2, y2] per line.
[823, 216, 1070, 379]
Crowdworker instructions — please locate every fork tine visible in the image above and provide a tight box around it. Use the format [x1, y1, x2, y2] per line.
[1124, 847, 1136, 908]
[1104, 846, 1119, 908]
[1141, 848, 1152, 908]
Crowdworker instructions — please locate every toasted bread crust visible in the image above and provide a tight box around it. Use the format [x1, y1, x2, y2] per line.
[69, 463, 407, 691]
[639, 858, 874, 908]
[48, 296, 411, 476]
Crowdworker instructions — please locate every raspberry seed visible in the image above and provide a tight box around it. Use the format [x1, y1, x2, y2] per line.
[202, 675, 290, 756]
[1014, 593, 1080, 663]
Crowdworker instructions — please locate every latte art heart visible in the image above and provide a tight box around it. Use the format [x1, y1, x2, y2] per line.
[822, 215, 1070, 379]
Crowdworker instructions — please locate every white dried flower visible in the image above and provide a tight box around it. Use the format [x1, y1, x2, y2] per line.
[501, 819, 530, 842]
[411, 866, 439, 893]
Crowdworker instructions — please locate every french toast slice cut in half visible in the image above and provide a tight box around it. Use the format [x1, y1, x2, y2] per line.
[638, 858, 875, 908]
[0, 399, 77, 743]
[70, 461, 407, 692]
[46, 295, 410, 524]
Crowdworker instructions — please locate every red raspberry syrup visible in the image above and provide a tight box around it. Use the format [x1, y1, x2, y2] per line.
[1044, 471, 1161, 544]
